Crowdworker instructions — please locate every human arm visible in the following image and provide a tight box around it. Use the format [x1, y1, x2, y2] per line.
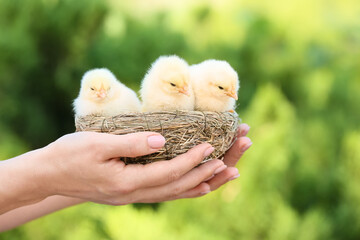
[0, 131, 224, 231]
[0, 196, 84, 231]
[0, 131, 223, 213]
[0, 124, 251, 231]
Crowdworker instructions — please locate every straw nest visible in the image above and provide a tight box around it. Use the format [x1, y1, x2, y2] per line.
[75, 111, 240, 164]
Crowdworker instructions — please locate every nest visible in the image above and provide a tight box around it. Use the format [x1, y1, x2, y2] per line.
[75, 111, 240, 164]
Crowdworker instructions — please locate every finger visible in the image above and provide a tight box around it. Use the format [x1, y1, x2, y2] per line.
[223, 136, 252, 167]
[177, 167, 240, 197]
[173, 182, 211, 199]
[96, 132, 166, 158]
[120, 143, 215, 189]
[131, 159, 224, 203]
[238, 123, 250, 137]
[207, 167, 240, 191]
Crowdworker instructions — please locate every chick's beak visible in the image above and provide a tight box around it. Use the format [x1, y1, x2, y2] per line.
[96, 88, 107, 99]
[178, 86, 190, 96]
[226, 90, 238, 100]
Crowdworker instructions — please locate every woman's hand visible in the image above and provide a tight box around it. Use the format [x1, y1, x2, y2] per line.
[40, 132, 225, 205]
[0, 124, 251, 215]
[0, 124, 252, 231]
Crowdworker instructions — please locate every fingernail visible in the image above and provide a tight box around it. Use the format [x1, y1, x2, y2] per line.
[228, 174, 240, 181]
[204, 175, 214, 181]
[214, 165, 227, 174]
[200, 190, 211, 195]
[241, 142, 252, 152]
[147, 135, 166, 149]
[203, 147, 215, 157]
[243, 126, 251, 135]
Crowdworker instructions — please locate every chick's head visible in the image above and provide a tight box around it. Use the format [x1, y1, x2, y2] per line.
[153, 56, 191, 96]
[201, 60, 239, 100]
[80, 68, 118, 102]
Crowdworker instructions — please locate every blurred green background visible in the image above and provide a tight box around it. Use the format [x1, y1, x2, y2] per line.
[1, 0, 359, 239]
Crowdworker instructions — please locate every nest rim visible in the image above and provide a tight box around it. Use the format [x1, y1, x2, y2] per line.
[75, 110, 240, 164]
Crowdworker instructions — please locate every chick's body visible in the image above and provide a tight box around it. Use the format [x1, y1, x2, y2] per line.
[73, 68, 141, 116]
[140, 55, 194, 112]
[190, 60, 239, 112]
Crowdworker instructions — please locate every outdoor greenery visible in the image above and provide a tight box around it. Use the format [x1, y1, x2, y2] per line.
[1, 0, 359, 239]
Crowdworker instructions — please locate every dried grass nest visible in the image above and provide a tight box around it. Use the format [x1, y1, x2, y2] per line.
[75, 111, 240, 164]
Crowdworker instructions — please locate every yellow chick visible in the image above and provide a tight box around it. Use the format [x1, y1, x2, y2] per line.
[140, 55, 194, 112]
[73, 68, 141, 116]
[190, 59, 239, 112]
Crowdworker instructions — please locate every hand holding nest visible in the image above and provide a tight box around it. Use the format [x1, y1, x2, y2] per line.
[0, 123, 250, 214]
[33, 123, 250, 205]
[0, 124, 251, 231]
[43, 131, 225, 205]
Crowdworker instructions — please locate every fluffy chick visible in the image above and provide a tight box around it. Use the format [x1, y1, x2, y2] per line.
[190, 59, 239, 112]
[73, 68, 141, 116]
[140, 55, 194, 112]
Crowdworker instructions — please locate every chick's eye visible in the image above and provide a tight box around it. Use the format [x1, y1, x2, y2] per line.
[218, 86, 224, 90]
[170, 83, 176, 87]
[90, 87, 95, 91]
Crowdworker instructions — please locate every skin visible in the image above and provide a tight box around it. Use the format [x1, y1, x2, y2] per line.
[0, 124, 251, 232]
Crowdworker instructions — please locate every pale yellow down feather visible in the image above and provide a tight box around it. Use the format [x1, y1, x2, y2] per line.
[140, 55, 195, 112]
[73, 68, 141, 116]
[190, 59, 239, 112]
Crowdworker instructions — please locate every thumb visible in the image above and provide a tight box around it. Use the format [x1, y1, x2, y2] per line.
[99, 132, 165, 158]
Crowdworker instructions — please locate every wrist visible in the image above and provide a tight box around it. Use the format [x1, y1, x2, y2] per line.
[0, 147, 53, 214]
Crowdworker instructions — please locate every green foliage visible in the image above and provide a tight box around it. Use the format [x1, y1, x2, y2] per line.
[1, 0, 359, 239]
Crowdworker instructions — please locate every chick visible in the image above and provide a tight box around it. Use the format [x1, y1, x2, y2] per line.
[73, 68, 141, 116]
[190, 59, 239, 112]
[140, 55, 194, 112]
